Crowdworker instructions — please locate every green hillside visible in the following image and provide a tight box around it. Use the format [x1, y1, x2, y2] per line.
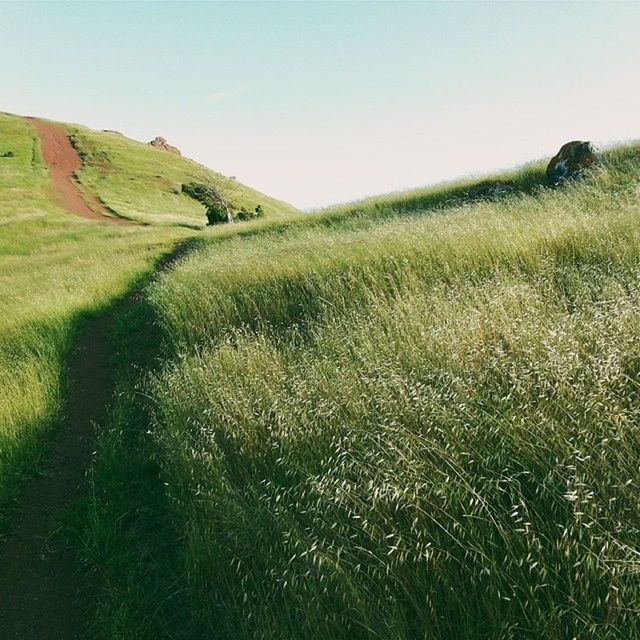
[320, 159, 547, 221]
[0, 108, 300, 522]
[3, 107, 640, 639]
[82, 143, 640, 638]
[0, 112, 188, 513]
[65, 123, 299, 227]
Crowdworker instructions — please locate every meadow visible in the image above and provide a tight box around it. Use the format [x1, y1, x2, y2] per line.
[84, 144, 640, 638]
[0, 113, 186, 516]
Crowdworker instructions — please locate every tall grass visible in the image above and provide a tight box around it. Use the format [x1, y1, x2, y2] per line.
[132, 150, 640, 638]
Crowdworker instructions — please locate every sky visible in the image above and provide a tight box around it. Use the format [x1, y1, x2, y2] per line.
[1, 2, 639, 209]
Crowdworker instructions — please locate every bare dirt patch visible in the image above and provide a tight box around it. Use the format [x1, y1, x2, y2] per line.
[28, 118, 129, 225]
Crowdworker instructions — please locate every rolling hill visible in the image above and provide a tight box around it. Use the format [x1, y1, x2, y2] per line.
[127, 142, 640, 640]
[2, 108, 640, 639]
[66, 123, 299, 227]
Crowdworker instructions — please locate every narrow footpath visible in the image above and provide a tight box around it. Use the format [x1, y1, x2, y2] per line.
[0, 304, 117, 638]
[0, 243, 193, 639]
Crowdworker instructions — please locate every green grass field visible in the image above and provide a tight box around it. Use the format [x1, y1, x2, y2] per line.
[82, 143, 640, 638]
[3, 107, 640, 638]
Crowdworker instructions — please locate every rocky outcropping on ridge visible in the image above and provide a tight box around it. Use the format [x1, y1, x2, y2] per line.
[149, 136, 181, 156]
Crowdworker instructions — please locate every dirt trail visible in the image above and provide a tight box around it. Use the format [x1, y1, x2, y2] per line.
[0, 312, 114, 638]
[0, 242, 194, 639]
[28, 118, 129, 225]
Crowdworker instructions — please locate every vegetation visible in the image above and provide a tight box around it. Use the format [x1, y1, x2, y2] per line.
[182, 182, 267, 225]
[182, 182, 234, 225]
[236, 203, 265, 222]
[83, 142, 640, 638]
[4, 105, 640, 638]
[66, 125, 298, 227]
[0, 112, 187, 522]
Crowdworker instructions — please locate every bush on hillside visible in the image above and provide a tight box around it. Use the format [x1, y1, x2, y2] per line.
[182, 182, 232, 225]
[0, 151, 14, 158]
[182, 182, 266, 225]
[236, 204, 265, 221]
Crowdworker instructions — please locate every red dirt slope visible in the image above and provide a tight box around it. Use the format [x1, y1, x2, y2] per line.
[29, 118, 128, 224]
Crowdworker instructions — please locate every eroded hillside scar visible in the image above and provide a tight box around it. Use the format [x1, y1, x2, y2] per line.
[27, 118, 128, 224]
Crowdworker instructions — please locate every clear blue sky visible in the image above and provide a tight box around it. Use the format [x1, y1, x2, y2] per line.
[1, 2, 639, 209]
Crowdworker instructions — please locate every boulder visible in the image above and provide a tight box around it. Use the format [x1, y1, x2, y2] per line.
[149, 136, 181, 156]
[546, 141, 600, 186]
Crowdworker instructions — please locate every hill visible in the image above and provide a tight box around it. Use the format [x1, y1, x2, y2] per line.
[83, 142, 640, 638]
[0, 111, 187, 512]
[3, 105, 640, 639]
[0, 108, 295, 533]
[65, 123, 299, 227]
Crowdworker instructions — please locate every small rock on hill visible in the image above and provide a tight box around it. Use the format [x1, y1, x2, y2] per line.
[547, 141, 600, 186]
[149, 136, 181, 156]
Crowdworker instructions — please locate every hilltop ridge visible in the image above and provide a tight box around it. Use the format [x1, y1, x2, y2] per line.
[1, 111, 299, 228]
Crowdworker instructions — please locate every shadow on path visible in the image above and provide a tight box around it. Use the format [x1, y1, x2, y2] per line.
[0, 240, 197, 639]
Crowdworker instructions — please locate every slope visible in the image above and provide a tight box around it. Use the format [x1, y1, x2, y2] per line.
[28, 118, 128, 224]
[0, 106, 301, 505]
[0, 108, 303, 637]
[65, 122, 300, 227]
[0, 111, 196, 637]
[0, 110, 188, 515]
[82, 142, 640, 639]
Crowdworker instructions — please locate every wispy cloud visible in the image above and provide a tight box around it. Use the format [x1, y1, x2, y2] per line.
[206, 86, 249, 103]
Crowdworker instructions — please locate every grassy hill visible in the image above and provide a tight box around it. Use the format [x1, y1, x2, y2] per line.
[0, 112, 189, 514]
[66, 123, 299, 227]
[0, 108, 304, 511]
[79, 142, 640, 638]
[3, 107, 640, 638]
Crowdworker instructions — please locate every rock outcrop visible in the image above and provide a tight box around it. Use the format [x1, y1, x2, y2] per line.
[149, 136, 181, 156]
[546, 141, 600, 186]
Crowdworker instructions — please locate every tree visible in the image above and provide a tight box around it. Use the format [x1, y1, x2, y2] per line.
[182, 182, 234, 225]
[182, 181, 267, 225]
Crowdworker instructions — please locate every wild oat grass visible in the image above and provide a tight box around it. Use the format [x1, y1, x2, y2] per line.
[138, 147, 640, 638]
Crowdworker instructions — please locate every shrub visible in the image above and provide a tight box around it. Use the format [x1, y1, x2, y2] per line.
[182, 182, 233, 225]
[183, 182, 266, 224]
[0, 151, 14, 158]
[236, 204, 266, 222]
[235, 207, 251, 222]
